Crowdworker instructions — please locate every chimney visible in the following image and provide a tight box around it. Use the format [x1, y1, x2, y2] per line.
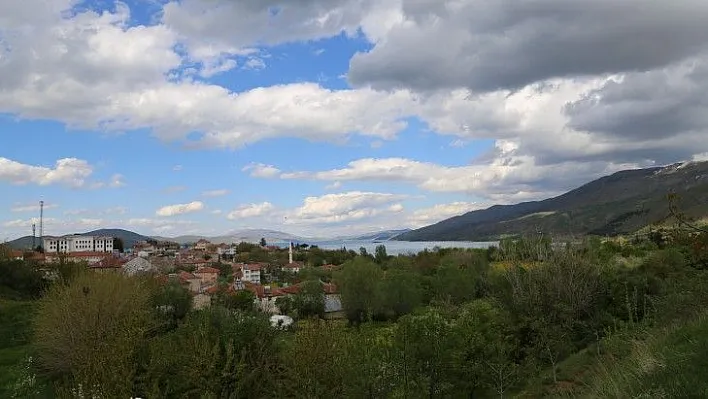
[288, 242, 293, 264]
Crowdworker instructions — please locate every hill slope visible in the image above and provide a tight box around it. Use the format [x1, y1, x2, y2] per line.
[6, 229, 150, 250]
[397, 161, 708, 241]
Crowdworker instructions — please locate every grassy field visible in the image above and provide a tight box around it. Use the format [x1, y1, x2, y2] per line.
[0, 299, 40, 398]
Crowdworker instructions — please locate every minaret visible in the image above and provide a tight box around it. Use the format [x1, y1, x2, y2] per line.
[288, 242, 293, 264]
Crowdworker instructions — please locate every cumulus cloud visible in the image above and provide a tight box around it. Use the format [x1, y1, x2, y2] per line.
[156, 201, 204, 217]
[272, 140, 646, 202]
[0, 157, 94, 187]
[285, 191, 406, 225]
[227, 202, 275, 219]
[349, 0, 708, 93]
[242, 163, 282, 178]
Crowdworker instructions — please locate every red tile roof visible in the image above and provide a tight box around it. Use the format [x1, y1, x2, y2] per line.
[90, 256, 127, 269]
[195, 266, 220, 274]
[283, 262, 302, 269]
[323, 283, 337, 294]
[178, 271, 198, 282]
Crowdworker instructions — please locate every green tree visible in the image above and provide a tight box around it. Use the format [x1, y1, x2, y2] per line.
[113, 237, 125, 253]
[34, 272, 154, 397]
[374, 244, 389, 264]
[260, 237, 267, 247]
[395, 308, 459, 398]
[144, 308, 279, 398]
[150, 281, 192, 330]
[378, 269, 423, 319]
[293, 280, 326, 318]
[217, 289, 255, 312]
[336, 257, 382, 325]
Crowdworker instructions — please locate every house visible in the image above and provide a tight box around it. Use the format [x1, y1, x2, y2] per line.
[195, 266, 220, 286]
[10, 250, 24, 260]
[283, 262, 303, 273]
[178, 271, 201, 293]
[89, 255, 127, 274]
[240, 263, 264, 284]
[194, 239, 210, 251]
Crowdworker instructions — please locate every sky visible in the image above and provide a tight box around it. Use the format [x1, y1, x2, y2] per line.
[2, 0, 708, 240]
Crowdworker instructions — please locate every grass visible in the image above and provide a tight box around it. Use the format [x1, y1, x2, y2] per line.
[0, 299, 38, 397]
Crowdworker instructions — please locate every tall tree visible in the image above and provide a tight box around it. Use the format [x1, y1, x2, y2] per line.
[336, 257, 382, 324]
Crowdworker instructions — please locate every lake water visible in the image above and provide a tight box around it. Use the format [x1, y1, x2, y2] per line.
[274, 240, 498, 256]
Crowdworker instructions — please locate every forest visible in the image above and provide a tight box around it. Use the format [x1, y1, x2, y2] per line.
[2, 227, 708, 398]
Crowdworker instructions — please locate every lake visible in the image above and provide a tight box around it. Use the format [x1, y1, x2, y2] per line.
[273, 240, 498, 256]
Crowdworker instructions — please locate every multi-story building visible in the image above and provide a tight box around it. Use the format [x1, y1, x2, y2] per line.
[43, 235, 114, 253]
[240, 263, 263, 284]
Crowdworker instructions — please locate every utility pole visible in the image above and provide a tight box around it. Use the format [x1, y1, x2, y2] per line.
[39, 200, 44, 251]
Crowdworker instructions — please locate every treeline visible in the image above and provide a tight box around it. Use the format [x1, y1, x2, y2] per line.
[2, 229, 708, 397]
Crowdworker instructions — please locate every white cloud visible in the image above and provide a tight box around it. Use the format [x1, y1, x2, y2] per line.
[285, 191, 406, 225]
[0, 157, 93, 187]
[109, 174, 126, 188]
[173, 165, 183, 171]
[325, 181, 342, 190]
[156, 201, 204, 217]
[202, 189, 230, 197]
[227, 202, 275, 219]
[271, 140, 646, 202]
[243, 163, 281, 178]
[693, 152, 708, 162]
[11, 202, 59, 213]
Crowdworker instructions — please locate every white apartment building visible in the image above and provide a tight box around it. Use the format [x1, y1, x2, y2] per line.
[240, 263, 263, 284]
[43, 235, 115, 253]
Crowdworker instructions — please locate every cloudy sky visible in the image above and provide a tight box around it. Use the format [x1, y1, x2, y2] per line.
[2, 0, 708, 240]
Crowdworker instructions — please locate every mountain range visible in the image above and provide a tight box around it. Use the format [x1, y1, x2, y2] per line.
[396, 161, 708, 241]
[5, 228, 411, 250]
[6, 162, 707, 248]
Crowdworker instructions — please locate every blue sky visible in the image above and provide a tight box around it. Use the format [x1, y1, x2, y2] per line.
[2, 0, 707, 240]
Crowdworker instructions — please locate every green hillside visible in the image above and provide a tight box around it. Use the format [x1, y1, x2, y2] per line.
[397, 161, 708, 241]
[6, 229, 150, 250]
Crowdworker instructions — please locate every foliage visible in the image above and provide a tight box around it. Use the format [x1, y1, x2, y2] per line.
[0, 260, 47, 300]
[292, 280, 326, 319]
[142, 307, 279, 398]
[34, 272, 154, 397]
[335, 257, 382, 324]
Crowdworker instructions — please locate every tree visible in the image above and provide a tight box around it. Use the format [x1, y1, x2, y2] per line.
[374, 244, 389, 264]
[150, 281, 192, 329]
[217, 289, 256, 312]
[260, 237, 267, 247]
[292, 280, 326, 318]
[144, 308, 279, 398]
[113, 237, 125, 253]
[378, 269, 422, 319]
[34, 272, 154, 397]
[395, 308, 459, 398]
[336, 257, 382, 324]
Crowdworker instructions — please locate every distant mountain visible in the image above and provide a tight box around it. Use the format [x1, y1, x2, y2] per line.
[342, 229, 413, 241]
[153, 229, 312, 245]
[397, 161, 708, 241]
[6, 228, 150, 250]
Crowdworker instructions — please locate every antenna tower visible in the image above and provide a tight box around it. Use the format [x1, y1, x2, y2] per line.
[39, 200, 44, 250]
[32, 223, 36, 249]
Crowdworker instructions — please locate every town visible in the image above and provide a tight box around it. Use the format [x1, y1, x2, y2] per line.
[6, 234, 345, 324]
